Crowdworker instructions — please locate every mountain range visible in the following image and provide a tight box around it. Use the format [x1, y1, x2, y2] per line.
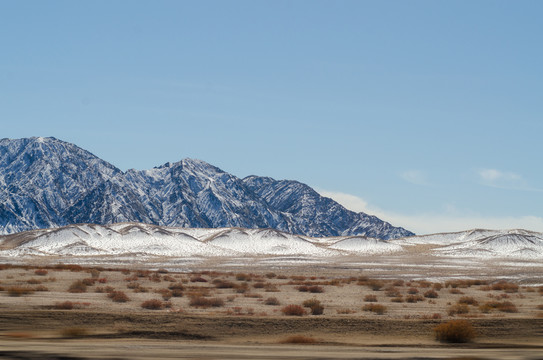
[0, 137, 413, 239]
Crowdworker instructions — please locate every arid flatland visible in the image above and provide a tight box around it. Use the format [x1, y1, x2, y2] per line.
[0, 263, 542, 359]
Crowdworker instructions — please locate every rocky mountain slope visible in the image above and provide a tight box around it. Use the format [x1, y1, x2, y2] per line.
[0, 137, 413, 239]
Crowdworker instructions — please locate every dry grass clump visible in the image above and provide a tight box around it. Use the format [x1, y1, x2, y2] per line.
[406, 294, 424, 303]
[141, 299, 165, 310]
[448, 304, 470, 316]
[424, 290, 439, 298]
[434, 320, 475, 343]
[458, 296, 479, 306]
[302, 298, 324, 315]
[362, 303, 387, 315]
[189, 296, 225, 308]
[7, 286, 34, 297]
[364, 294, 378, 302]
[265, 296, 280, 305]
[34, 269, 48, 276]
[108, 291, 130, 303]
[281, 304, 306, 316]
[280, 335, 317, 344]
[68, 280, 87, 293]
[490, 281, 519, 293]
[479, 301, 518, 313]
[390, 296, 404, 303]
[54, 301, 76, 310]
[367, 279, 384, 291]
[449, 288, 464, 295]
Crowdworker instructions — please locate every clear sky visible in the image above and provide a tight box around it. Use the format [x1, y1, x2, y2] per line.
[1, 1, 542, 234]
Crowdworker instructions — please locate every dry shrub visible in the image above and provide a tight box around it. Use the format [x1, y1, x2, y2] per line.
[189, 296, 224, 308]
[434, 320, 475, 343]
[156, 289, 173, 300]
[89, 269, 100, 278]
[448, 304, 470, 316]
[190, 276, 208, 283]
[491, 281, 519, 293]
[34, 285, 49, 292]
[406, 295, 424, 303]
[68, 280, 87, 293]
[54, 301, 75, 310]
[418, 281, 432, 288]
[308, 285, 324, 293]
[449, 288, 464, 295]
[458, 296, 479, 306]
[479, 301, 518, 313]
[141, 299, 164, 310]
[97, 278, 107, 283]
[236, 273, 252, 281]
[108, 291, 130, 303]
[7, 286, 34, 297]
[157, 268, 169, 274]
[337, 308, 357, 314]
[362, 303, 387, 315]
[296, 285, 309, 292]
[432, 283, 443, 291]
[364, 294, 378, 302]
[280, 335, 316, 344]
[265, 272, 277, 279]
[392, 280, 404, 287]
[55, 264, 83, 272]
[60, 327, 88, 338]
[253, 281, 266, 289]
[281, 304, 306, 316]
[407, 287, 419, 294]
[367, 280, 384, 291]
[213, 279, 235, 289]
[265, 297, 280, 305]
[424, 290, 439, 298]
[290, 275, 306, 281]
[384, 287, 401, 297]
[162, 275, 176, 282]
[82, 278, 96, 286]
[34, 269, 48, 276]
[171, 288, 184, 297]
[536, 304, 543, 310]
[302, 298, 321, 308]
[391, 296, 404, 303]
[26, 278, 42, 285]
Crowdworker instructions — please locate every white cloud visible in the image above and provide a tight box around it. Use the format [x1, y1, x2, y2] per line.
[478, 168, 521, 182]
[318, 189, 543, 235]
[400, 170, 430, 186]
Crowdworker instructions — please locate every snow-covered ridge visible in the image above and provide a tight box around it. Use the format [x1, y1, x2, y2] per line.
[0, 223, 542, 260]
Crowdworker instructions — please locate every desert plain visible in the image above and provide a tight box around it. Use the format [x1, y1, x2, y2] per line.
[0, 259, 542, 360]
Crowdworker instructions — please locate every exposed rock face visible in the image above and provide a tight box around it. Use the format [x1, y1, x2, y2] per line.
[0, 137, 413, 239]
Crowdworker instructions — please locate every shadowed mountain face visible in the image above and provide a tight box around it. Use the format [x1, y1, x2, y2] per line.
[0, 137, 414, 239]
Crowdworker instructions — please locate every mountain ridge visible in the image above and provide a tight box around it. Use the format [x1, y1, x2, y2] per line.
[0, 137, 413, 239]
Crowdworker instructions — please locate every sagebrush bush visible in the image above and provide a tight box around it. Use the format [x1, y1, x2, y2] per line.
[424, 290, 439, 298]
[141, 299, 164, 310]
[108, 291, 130, 303]
[189, 296, 224, 308]
[54, 301, 75, 310]
[68, 280, 87, 293]
[434, 320, 475, 343]
[362, 303, 387, 315]
[281, 304, 306, 316]
[7, 286, 34, 297]
[458, 296, 478, 306]
[34, 269, 48, 276]
[265, 297, 280, 305]
[491, 281, 519, 293]
[448, 303, 469, 316]
[364, 294, 378, 302]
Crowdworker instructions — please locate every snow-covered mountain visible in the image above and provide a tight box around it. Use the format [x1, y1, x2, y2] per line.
[0, 223, 541, 260]
[0, 137, 413, 239]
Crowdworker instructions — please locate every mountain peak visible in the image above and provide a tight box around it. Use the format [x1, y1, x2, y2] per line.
[0, 137, 413, 239]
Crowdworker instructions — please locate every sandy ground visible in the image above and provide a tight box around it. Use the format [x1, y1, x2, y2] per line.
[0, 263, 542, 359]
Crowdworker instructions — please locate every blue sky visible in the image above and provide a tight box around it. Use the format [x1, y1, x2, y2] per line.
[1, 1, 542, 234]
